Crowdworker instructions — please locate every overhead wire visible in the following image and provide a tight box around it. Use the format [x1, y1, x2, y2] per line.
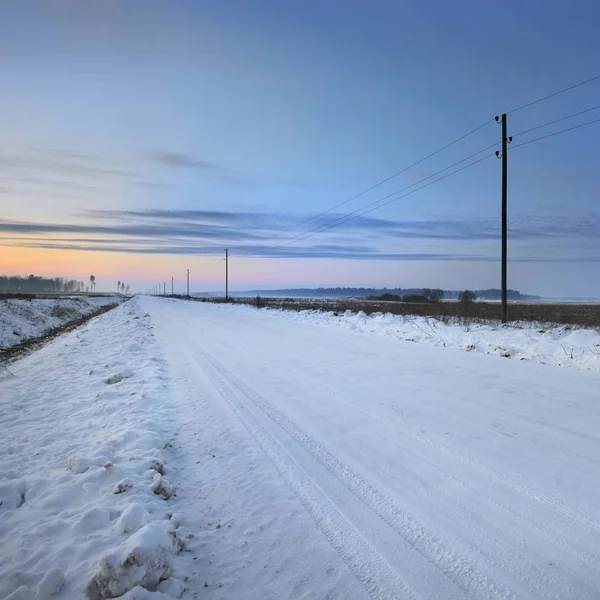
[510, 116, 600, 150]
[269, 75, 600, 248]
[271, 153, 496, 250]
[507, 74, 600, 114]
[270, 113, 600, 252]
[273, 118, 495, 237]
[246, 74, 600, 256]
[270, 142, 499, 249]
[511, 103, 600, 138]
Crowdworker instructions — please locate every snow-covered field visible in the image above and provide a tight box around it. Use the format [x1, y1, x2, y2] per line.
[3, 296, 600, 599]
[0, 296, 121, 350]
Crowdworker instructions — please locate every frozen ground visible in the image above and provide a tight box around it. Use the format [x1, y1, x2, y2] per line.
[0, 296, 121, 350]
[3, 296, 600, 599]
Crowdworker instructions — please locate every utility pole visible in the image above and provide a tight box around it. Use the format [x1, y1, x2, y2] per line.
[186, 269, 190, 297]
[225, 249, 229, 300]
[495, 114, 512, 324]
[171, 277, 174, 296]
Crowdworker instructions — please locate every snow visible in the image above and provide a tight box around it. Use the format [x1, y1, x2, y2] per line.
[86, 524, 174, 599]
[0, 296, 121, 350]
[0, 299, 186, 599]
[248, 304, 600, 371]
[148, 297, 600, 599]
[4, 295, 600, 598]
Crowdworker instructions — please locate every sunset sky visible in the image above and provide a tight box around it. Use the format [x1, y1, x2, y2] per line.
[1, 1, 600, 296]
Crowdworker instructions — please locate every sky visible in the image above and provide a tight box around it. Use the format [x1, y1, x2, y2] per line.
[1, 0, 600, 296]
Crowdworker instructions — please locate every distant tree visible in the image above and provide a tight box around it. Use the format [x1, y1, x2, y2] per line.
[117, 280, 121, 294]
[121, 282, 125, 294]
[125, 284, 131, 295]
[459, 290, 476, 305]
[402, 294, 429, 303]
[426, 288, 444, 302]
[89, 275, 96, 292]
[378, 293, 402, 301]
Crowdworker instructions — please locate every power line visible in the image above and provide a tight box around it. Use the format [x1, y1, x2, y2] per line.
[282, 117, 599, 251]
[507, 74, 600, 114]
[270, 75, 600, 245]
[273, 153, 496, 250]
[512, 103, 600, 138]
[510, 116, 600, 150]
[271, 142, 499, 249]
[274, 118, 495, 237]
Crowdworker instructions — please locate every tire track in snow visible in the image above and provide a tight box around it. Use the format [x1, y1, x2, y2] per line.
[181, 343, 416, 600]
[267, 360, 600, 568]
[265, 349, 600, 539]
[198, 348, 515, 600]
[291, 369, 600, 578]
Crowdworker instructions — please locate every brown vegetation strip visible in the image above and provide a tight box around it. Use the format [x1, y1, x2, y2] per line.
[176, 296, 600, 327]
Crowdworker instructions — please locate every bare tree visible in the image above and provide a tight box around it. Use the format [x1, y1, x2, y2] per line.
[117, 280, 121, 294]
[89, 275, 96, 292]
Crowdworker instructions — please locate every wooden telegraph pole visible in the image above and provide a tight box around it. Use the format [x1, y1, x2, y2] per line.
[496, 114, 512, 324]
[225, 249, 229, 300]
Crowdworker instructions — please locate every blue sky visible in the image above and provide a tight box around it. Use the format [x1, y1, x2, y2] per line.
[1, 0, 600, 296]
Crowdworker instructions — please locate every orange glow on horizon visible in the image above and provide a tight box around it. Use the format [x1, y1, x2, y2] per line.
[0, 245, 281, 291]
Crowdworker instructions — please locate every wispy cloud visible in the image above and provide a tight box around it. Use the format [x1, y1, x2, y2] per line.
[0, 146, 174, 194]
[0, 153, 135, 179]
[3, 210, 600, 261]
[148, 152, 226, 171]
[147, 151, 261, 189]
[84, 209, 242, 223]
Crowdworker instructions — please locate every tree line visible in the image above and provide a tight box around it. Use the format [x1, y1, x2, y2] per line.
[246, 287, 540, 300]
[1, 274, 131, 295]
[0, 275, 85, 294]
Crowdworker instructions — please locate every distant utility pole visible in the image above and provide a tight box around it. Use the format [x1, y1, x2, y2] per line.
[171, 277, 174, 296]
[186, 269, 190, 297]
[225, 249, 229, 300]
[495, 114, 512, 324]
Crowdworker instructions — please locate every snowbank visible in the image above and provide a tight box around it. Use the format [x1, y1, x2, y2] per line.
[0, 296, 122, 350]
[0, 298, 187, 599]
[289, 309, 600, 370]
[212, 302, 600, 371]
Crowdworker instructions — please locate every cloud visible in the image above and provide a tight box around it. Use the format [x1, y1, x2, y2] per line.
[0, 153, 135, 179]
[148, 152, 226, 171]
[3, 210, 600, 261]
[84, 209, 242, 223]
[0, 147, 175, 193]
[147, 151, 261, 189]
[0, 218, 263, 241]
[6, 238, 494, 261]
[1, 174, 169, 194]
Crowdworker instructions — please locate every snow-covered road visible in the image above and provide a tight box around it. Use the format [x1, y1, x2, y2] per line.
[149, 297, 600, 599]
[4, 296, 600, 599]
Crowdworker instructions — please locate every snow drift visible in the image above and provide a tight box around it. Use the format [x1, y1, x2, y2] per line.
[0, 296, 121, 350]
[0, 298, 186, 599]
